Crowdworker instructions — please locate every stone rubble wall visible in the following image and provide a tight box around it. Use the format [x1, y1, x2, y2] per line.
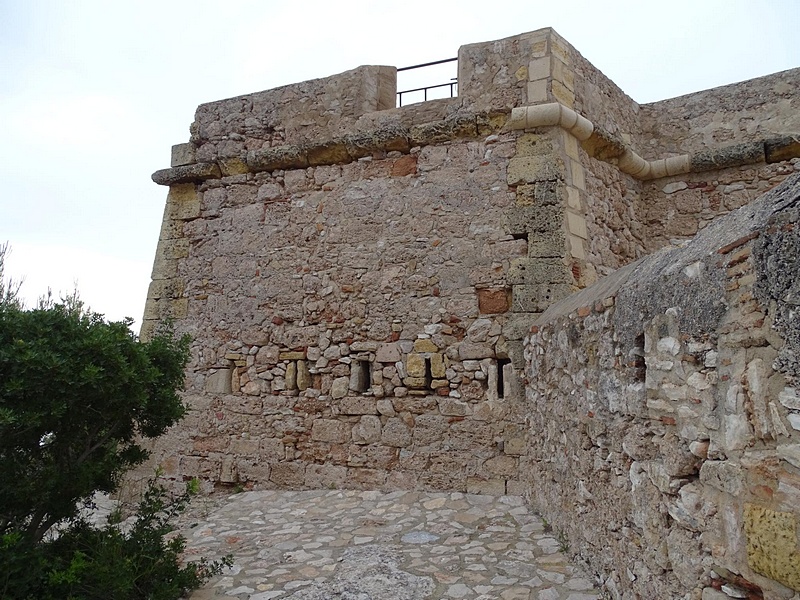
[138, 26, 800, 597]
[522, 173, 800, 600]
[639, 69, 800, 157]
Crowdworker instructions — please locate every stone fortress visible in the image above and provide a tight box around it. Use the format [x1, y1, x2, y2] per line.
[139, 27, 800, 600]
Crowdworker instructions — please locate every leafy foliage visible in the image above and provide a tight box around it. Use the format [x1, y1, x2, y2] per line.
[0, 300, 189, 542]
[0, 244, 228, 599]
[0, 480, 232, 599]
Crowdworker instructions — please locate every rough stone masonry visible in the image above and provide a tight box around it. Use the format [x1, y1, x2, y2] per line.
[138, 27, 800, 600]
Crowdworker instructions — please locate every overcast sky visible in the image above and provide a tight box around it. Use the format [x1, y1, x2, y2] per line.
[1, 0, 798, 328]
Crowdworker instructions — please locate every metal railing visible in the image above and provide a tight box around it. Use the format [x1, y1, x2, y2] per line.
[397, 57, 457, 107]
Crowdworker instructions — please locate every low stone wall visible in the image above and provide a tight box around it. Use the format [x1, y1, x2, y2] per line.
[522, 173, 800, 599]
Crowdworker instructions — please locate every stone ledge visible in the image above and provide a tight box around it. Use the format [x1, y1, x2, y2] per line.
[151, 112, 505, 186]
[509, 102, 800, 181]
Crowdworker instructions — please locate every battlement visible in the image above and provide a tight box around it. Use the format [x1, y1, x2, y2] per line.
[139, 28, 800, 599]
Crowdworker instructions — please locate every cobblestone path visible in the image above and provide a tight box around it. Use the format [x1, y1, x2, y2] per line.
[178, 489, 602, 600]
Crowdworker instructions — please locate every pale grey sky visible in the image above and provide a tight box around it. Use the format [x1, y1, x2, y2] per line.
[1, 0, 797, 326]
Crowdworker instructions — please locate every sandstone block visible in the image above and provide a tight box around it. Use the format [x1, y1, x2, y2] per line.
[406, 353, 426, 377]
[311, 419, 350, 444]
[512, 283, 573, 312]
[279, 351, 306, 360]
[167, 183, 201, 220]
[403, 376, 427, 388]
[507, 155, 564, 186]
[477, 288, 510, 314]
[297, 360, 311, 391]
[413, 339, 438, 353]
[508, 259, 570, 285]
[171, 143, 196, 167]
[502, 205, 563, 235]
[516, 133, 554, 157]
[429, 353, 446, 378]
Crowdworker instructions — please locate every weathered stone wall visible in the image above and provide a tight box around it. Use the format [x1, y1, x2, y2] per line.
[639, 69, 800, 157]
[522, 173, 800, 599]
[139, 25, 800, 597]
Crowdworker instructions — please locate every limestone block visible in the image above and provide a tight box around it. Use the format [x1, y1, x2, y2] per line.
[229, 438, 260, 456]
[508, 258, 570, 285]
[352, 415, 382, 444]
[285, 361, 297, 390]
[349, 362, 370, 392]
[437, 397, 470, 416]
[339, 396, 379, 415]
[311, 419, 350, 444]
[507, 155, 565, 186]
[205, 368, 232, 394]
[779, 387, 800, 410]
[406, 353, 427, 377]
[219, 456, 238, 484]
[458, 342, 494, 360]
[502, 205, 563, 235]
[260, 438, 285, 461]
[381, 418, 412, 447]
[304, 463, 347, 488]
[511, 283, 572, 312]
[528, 56, 551, 81]
[504, 438, 526, 456]
[376, 398, 396, 416]
[744, 503, 800, 591]
[330, 376, 349, 399]
[171, 143, 196, 167]
[567, 212, 588, 239]
[527, 80, 547, 104]
[376, 343, 401, 363]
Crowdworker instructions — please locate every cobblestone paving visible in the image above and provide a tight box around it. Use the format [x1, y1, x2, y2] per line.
[177, 489, 602, 600]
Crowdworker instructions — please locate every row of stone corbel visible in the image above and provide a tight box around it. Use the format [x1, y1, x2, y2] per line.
[509, 102, 800, 181]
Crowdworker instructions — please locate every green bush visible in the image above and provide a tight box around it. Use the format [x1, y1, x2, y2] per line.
[0, 246, 229, 599]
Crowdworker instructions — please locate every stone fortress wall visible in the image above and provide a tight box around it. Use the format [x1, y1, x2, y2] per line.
[140, 28, 800, 599]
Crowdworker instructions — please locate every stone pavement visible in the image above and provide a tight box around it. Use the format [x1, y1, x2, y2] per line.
[176, 489, 603, 600]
